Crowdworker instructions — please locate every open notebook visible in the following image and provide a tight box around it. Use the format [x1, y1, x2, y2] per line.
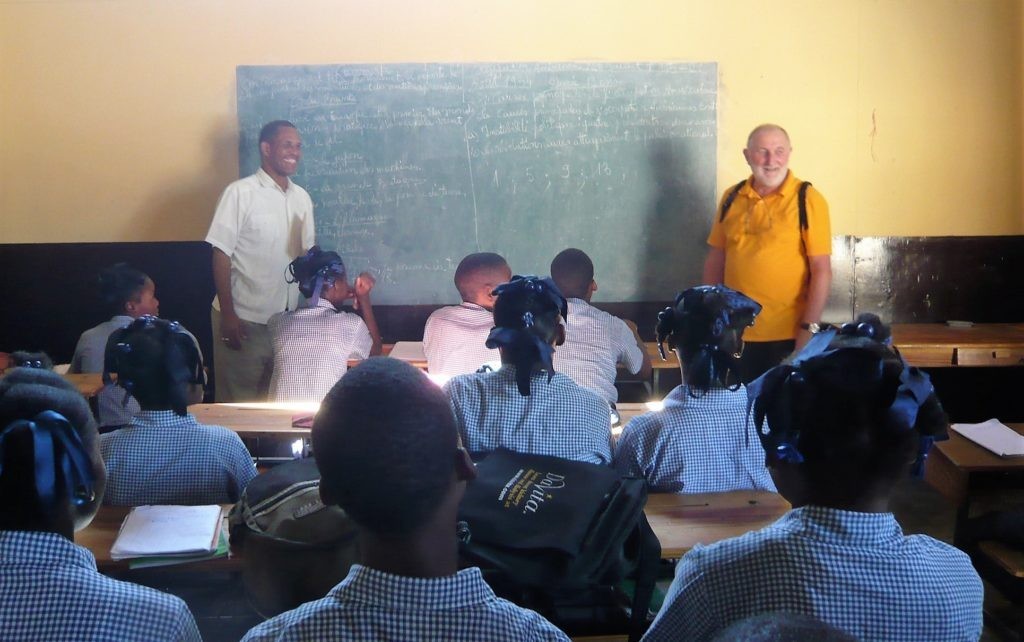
[111, 505, 224, 561]
[951, 419, 1024, 458]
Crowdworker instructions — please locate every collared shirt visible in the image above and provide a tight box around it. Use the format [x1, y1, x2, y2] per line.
[99, 409, 257, 506]
[553, 298, 645, 404]
[268, 299, 373, 402]
[423, 302, 499, 377]
[613, 384, 775, 493]
[0, 530, 201, 641]
[707, 171, 831, 341]
[206, 168, 316, 324]
[242, 564, 569, 642]
[69, 314, 140, 427]
[444, 366, 613, 465]
[643, 506, 983, 642]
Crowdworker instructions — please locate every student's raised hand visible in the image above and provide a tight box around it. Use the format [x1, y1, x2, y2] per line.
[353, 273, 376, 310]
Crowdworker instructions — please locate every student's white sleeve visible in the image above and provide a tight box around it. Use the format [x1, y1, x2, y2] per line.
[616, 318, 645, 374]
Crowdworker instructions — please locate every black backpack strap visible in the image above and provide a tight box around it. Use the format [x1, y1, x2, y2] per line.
[718, 180, 748, 223]
[798, 181, 812, 230]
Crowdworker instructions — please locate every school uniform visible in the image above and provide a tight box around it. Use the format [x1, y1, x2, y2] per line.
[0, 530, 201, 641]
[444, 365, 612, 465]
[100, 409, 257, 506]
[423, 303, 498, 377]
[69, 314, 140, 428]
[267, 299, 373, 402]
[241, 564, 569, 641]
[613, 384, 775, 493]
[553, 298, 645, 404]
[643, 506, 984, 642]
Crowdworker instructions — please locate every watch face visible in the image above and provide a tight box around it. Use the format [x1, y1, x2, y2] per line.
[808, 322, 821, 333]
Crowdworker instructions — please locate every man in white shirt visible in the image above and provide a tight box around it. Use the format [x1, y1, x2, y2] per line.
[206, 120, 315, 401]
[550, 248, 651, 405]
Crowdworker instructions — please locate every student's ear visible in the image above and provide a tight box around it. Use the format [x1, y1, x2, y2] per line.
[588, 279, 598, 296]
[186, 383, 205, 406]
[554, 323, 566, 347]
[455, 447, 477, 483]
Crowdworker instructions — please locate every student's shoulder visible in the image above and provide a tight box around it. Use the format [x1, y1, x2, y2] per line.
[90, 573, 197, 629]
[241, 597, 337, 641]
[483, 597, 571, 641]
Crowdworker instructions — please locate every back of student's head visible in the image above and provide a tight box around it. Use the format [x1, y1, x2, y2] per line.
[104, 316, 205, 416]
[0, 366, 103, 531]
[9, 351, 54, 371]
[550, 248, 594, 299]
[485, 275, 568, 396]
[313, 357, 457, 536]
[454, 252, 509, 301]
[97, 263, 150, 317]
[749, 314, 948, 502]
[287, 246, 346, 300]
[656, 285, 761, 394]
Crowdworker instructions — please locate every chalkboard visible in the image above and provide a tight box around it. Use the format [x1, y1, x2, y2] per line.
[237, 62, 717, 304]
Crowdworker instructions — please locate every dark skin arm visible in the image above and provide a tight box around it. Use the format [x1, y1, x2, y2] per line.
[212, 248, 246, 350]
[353, 273, 383, 356]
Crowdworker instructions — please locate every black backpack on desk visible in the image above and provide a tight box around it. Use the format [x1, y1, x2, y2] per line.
[457, 449, 660, 641]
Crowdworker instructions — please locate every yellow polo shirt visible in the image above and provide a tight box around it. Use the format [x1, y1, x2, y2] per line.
[707, 171, 831, 342]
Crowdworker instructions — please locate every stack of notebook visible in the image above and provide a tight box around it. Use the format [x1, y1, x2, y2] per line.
[111, 505, 228, 568]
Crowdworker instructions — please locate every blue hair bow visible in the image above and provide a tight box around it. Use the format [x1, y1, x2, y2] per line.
[0, 410, 96, 509]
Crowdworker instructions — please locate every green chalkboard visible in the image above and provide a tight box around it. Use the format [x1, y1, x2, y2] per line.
[237, 62, 717, 304]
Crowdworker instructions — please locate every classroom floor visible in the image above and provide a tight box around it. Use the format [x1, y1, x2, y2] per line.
[110, 476, 1021, 642]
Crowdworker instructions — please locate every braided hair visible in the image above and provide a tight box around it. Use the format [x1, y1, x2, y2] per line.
[287, 246, 346, 304]
[104, 316, 206, 416]
[97, 263, 150, 317]
[655, 285, 761, 395]
[485, 275, 568, 396]
[748, 314, 947, 490]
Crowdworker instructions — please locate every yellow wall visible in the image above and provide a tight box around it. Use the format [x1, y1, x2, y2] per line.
[1, 0, 1021, 243]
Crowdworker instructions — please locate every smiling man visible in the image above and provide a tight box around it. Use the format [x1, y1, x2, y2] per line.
[206, 120, 316, 401]
[702, 124, 832, 383]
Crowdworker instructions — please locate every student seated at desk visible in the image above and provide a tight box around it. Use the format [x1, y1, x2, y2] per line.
[550, 248, 651, 405]
[242, 357, 569, 641]
[643, 316, 983, 642]
[423, 252, 511, 377]
[443, 276, 612, 465]
[614, 285, 774, 493]
[100, 316, 257, 506]
[0, 365, 200, 641]
[69, 263, 159, 430]
[268, 247, 381, 402]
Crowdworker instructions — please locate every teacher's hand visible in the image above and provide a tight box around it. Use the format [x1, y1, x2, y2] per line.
[220, 311, 246, 350]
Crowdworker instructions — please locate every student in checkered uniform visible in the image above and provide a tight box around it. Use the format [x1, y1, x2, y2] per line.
[423, 252, 511, 377]
[0, 365, 200, 641]
[100, 316, 257, 505]
[550, 248, 651, 404]
[643, 315, 983, 642]
[614, 285, 775, 493]
[444, 276, 613, 465]
[268, 247, 381, 402]
[242, 357, 569, 641]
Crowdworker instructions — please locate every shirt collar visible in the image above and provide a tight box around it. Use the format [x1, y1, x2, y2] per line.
[459, 302, 490, 313]
[779, 505, 905, 547]
[331, 564, 496, 610]
[0, 530, 97, 571]
[132, 409, 199, 427]
[255, 167, 292, 193]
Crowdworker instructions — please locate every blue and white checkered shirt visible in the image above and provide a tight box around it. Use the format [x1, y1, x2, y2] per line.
[268, 299, 373, 402]
[423, 303, 499, 377]
[0, 530, 201, 641]
[100, 409, 257, 506]
[241, 563, 569, 641]
[70, 315, 140, 427]
[613, 384, 775, 493]
[444, 366, 613, 465]
[643, 506, 984, 642]
[553, 298, 645, 404]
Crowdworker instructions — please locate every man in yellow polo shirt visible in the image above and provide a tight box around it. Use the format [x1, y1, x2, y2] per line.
[702, 124, 832, 383]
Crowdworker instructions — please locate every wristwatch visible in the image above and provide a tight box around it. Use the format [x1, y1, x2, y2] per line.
[799, 322, 822, 334]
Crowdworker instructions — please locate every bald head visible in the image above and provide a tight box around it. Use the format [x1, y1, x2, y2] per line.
[744, 124, 792, 195]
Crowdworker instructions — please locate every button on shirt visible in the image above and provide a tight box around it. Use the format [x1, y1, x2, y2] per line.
[242, 564, 569, 642]
[423, 303, 499, 377]
[643, 506, 984, 642]
[554, 298, 645, 404]
[100, 410, 257, 506]
[613, 384, 775, 493]
[206, 168, 316, 324]
[0, 530, 200, 641]
[268, 299, 373, 402]
[444, 366, 613, 465]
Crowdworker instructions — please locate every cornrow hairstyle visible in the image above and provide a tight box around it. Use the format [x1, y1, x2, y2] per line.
[104, 316, 206, 417]
[0, 367, 99, 527]
[549, 248, 594, 300]
[485, 275, 568, 396]
[97, 263, 149, 317]
[286, 246, 346, 303]
[454, 252, 508, 300]
[655, 285, 761, 396]
[9, 351, 54, 370]
[259, 120, 298, 145]
[747, 314, 948, 485]
[313, 357, 457, 535]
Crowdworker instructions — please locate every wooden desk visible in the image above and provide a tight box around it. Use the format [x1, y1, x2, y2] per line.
[644, 491, 790, 559]
[924, 422, 1024, 545]
[190, 403, 311, 439]
[77, 505, 237, 573]
[891, 323, 1024, 368]
[348, 342, 428, 370]
[62, 372, 105, 398]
